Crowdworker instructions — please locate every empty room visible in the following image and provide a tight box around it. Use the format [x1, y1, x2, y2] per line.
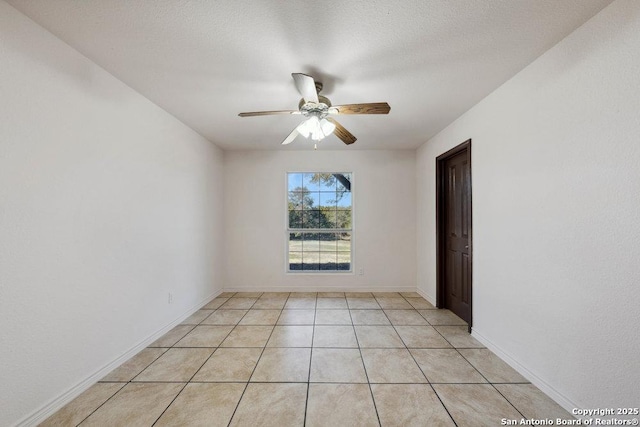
[1, 0, 639, 426]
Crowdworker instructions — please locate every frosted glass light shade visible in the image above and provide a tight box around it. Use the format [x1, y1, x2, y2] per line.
[296, 117, 335, 141]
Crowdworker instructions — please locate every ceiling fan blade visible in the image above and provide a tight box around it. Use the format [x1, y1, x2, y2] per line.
[238, 110, 300, 117]
[292, 73, 319, 104]
[281, 127, 300, 145]
[326, 117, 357, 145]
[330, 102, 390, 115]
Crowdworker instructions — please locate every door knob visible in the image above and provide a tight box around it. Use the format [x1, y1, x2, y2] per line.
[465, 245, 469, 249]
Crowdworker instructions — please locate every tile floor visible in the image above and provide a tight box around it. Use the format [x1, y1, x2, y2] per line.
[41, 292, 572, 426]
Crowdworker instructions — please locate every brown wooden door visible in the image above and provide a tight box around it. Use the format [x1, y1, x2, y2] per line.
[437, 140, 472, 327]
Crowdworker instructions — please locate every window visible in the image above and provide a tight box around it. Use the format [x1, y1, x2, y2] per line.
[287, 172, 352, 272]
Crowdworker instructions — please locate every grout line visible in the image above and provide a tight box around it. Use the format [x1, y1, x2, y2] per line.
[98, 347, 169, 384]
[347, 305, 383, 427]
[379, 303, 460, 427]
[144, 345, 489, 350]
[378, 308, 429, 384]
[150, 297, 254, 426]
[149, 383, 191, 426]
[73, 382, 126, 425]
[98, 379, 533, 385]
[225, 294, 290, 427]
[492, 384, 534, 419]
[430, 385, 460, 427]
[428, 322, 493, 387]
[453, 347, 529, 419]
[61, 293, 535, 426]
[150, 303, 253, 426]
[454, 348, 489, 379]
[146, 324, 197, 348]
[303, 296, 318, 427]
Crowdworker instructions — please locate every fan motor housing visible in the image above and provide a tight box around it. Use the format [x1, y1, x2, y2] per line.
[299, 95, 331, 110]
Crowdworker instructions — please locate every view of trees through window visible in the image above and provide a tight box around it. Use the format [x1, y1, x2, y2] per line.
[288, 172, 352, 271]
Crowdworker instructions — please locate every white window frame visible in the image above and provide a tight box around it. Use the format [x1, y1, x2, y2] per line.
[285, 171, 354, 274]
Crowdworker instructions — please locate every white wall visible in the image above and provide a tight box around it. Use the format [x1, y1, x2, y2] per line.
[417, 0, 640, 411]
[0, 3, 224, 425]
[224, 150, 416, 291]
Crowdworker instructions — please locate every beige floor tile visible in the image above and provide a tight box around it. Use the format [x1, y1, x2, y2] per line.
[219, 292, 236, 298]
[344, 292, 373, 298]
[347, 297, 380, 309]
[384, 309, 428, 325]
[40, 383, 124, 427]
[317, 292, 345, 297]
[433, 384, 522, 427]
[289, 292, 317, 298]
[80, 383, 184, 426]
[266, 325, 314, 347]
[372, 292, 401, 297]
[251, 347, 311, 382]
[277, 309, 315, 325]
[133, 348, 213, 382]
[284, 297, 317, 309]
[221, 297, 257, 309]
[313, 325, 358, 347]
[361, 348, 427, 383]
[395, 325, 453, 348]
[252, 298, 287, 309]
[174, 325, 234, 347]
[410, 349, 487, 383]
[314, 309, 352, 325]
[202, 298, 229, 310]
[181, 309, 214, 325]
[458, 349, 528, 383]
[233, 292, 263, 297]
[406, 297, 435, 309]
[148, 325, 194, 347]
[310, 348, 367, 383]
[101, 348, 167, 382]
[355, 325, 405, 348]
[399, 292, 422, 298]
[306, 384, 378, 427]
[201, 309, 247, 325]
[192, 348, 262, 381]
[155, 383, 245, 427]
[435, 326, 484, 348]
[350, 309, 391, 325]
[220, 325, 274, 347]
[420, 309, 467, 325]
[316, 297, 348, 308]
[371, 384, 456, 427]
[260, 292, 290, 298]
[230, 383, 307, 427]
[494, 384, 573, 420]
[238, 309, 281, 325]
[375, 297, 413, 309]
[50, 289, 570, 427]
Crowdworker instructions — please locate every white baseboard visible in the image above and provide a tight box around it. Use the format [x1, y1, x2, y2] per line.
[471, 328, 580, 415]
[223, 286, 417, 293]
[17, 289, 222, 427]
[416, 288, 436, 306]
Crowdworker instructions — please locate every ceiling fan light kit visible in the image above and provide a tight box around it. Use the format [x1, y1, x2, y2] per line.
[238, 73, 390, 148]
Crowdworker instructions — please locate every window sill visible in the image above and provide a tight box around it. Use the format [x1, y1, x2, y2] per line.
[286, 270, 354, 275]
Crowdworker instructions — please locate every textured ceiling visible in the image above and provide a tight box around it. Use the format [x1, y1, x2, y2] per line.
[8, 0, 612, 150]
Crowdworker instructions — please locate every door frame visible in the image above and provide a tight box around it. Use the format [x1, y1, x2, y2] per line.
[436, 139, 472, 331]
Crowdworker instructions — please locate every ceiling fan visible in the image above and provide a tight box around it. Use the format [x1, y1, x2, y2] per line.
[238, 73, 390, 147]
